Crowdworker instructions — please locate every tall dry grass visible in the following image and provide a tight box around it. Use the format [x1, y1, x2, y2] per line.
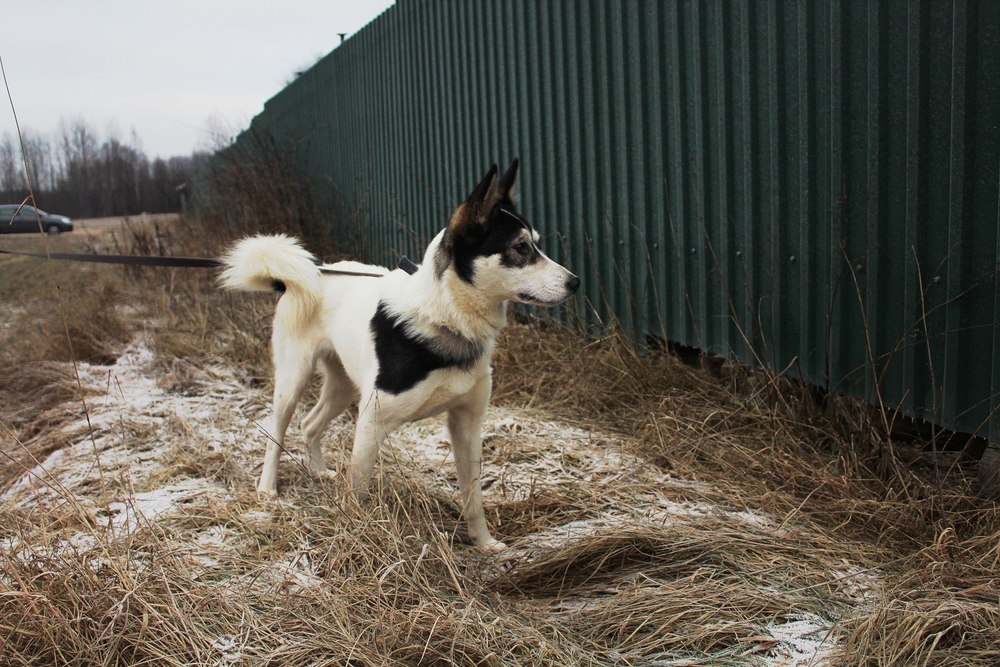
[1, 485, 590, 666]
[490, 320, 1000, 665]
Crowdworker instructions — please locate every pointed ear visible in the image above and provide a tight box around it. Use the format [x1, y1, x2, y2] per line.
[447, 164, 497, 245]
[497, 158, 519, 199]
[466, 164, 497, 206]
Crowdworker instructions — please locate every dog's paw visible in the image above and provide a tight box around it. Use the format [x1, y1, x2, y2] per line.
[303, 459, 337, 481]
[256, 484, 279, 498]
[312, 468, 338, 482]
[477, 539, 508, 552]
[350, 484, 371, 504]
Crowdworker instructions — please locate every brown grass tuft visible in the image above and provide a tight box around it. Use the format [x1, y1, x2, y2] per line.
[1, 263, 132, 365]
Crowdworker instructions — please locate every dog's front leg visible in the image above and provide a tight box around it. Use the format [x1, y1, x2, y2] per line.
[349, 396, 393, 502]
[449, 376, 505, 551]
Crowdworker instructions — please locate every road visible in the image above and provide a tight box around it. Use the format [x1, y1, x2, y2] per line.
[0, 213, 180, 265]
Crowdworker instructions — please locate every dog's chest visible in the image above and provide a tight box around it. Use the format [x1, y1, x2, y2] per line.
[405, 370, 481, 420]
[370, 302, 484, 395]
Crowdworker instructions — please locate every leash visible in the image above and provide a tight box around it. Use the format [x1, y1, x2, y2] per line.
[0, 246, 224, 268]
[0, 245, 419, 277]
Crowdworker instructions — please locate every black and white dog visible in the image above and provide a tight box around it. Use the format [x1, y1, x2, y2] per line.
[221, 160, 578, 549]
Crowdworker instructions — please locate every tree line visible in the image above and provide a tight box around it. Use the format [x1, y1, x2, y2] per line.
[0, 120, 210, 218]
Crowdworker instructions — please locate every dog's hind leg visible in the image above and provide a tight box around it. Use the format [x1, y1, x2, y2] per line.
[300, 354, 353, 478]
[258, 346, 315, 495]
[449, 376, 505, 550]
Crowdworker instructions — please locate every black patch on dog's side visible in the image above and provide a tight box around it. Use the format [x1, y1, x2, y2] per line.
[371, 302, 482, 394]
[449, 203, 539, 284]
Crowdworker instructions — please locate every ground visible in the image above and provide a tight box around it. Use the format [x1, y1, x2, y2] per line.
[1, 215, 997, 666]
[3, 339, 873, 665]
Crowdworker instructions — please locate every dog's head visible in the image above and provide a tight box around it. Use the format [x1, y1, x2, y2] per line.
[436, 159, 580, 306]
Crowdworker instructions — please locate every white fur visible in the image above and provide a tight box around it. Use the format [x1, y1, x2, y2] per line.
[220, 234, 322, 330]
[221, 229, 576, 550]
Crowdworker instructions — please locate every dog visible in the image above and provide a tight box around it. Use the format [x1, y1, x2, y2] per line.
[220, 159, 579, 549]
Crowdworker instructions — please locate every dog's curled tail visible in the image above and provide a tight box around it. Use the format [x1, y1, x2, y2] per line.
[220, 234, 321, 328]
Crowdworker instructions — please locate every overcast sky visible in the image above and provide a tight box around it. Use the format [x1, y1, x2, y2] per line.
[1, 1, 395, 159]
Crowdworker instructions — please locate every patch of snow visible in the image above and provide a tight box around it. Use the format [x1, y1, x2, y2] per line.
[265, 541, 323, 591]
[388, 407, 654, 502]
[759, 614, 835, 666]
[3, 342, 263, 507]
[102, 477, 223, 534]
[188, 524, 240, 571]
[224, 540, 323, 595]
[241, 509, 273, 524]
[211, 634, 243, 666]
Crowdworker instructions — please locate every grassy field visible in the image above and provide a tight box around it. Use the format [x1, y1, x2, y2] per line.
[1, 215, 998, 665]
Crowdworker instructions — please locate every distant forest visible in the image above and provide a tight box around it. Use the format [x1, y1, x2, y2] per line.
[0, 120, 210, 219]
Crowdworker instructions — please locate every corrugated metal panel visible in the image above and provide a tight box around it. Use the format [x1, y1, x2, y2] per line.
[212, 0, 1000, 444]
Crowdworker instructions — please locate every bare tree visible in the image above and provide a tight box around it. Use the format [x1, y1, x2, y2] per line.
[0, 117, 208, 217]
[0, 132, 20, 197]
[21, 130, 53, 192]
[56, 118, 99, 215]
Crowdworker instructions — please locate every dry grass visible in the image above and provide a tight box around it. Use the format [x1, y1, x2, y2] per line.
[491, 320, 1000, 665]
[1, 214, 999, 666]
[0, 487, 587, 666]
[495, 320, 997, 540]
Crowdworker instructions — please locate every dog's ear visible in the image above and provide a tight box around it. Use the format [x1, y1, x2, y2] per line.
[480, 158, 519, 214]
[467, 164, 497, 207]
[447, 164, 497, 243]
[497, 158, 519, 200]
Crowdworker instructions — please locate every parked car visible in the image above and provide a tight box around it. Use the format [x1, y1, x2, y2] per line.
[0, 204, 74, 234]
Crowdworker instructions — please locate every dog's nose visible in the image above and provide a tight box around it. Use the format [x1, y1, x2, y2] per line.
[566, 274, 580, 294]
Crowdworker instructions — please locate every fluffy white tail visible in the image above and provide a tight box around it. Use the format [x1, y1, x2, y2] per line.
[220, 234, 321, 327]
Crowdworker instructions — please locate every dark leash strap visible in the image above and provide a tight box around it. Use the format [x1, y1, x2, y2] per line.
[0, 245, 419, 277]
[0, 246, 224, 268]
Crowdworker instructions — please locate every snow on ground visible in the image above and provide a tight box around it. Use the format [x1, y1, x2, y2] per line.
[1, 340, 874, 665]
[764, 616, 836, 667]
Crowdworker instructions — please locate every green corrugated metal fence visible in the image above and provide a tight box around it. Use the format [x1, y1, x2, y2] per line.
[213, 0, 1000, 444]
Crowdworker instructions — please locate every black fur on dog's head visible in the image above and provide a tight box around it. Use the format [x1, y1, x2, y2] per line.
[438, 159, 527, 280]
[435, 159, 579, 306]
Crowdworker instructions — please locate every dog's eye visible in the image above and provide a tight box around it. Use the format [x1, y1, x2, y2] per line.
[514, 241, 531, 255]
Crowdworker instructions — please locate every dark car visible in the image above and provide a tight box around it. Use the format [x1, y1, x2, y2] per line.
[0, 204, 74, 234]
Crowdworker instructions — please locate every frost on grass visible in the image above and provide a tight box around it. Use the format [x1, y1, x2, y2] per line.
[387, 411, 876, 665]
[1, 340, 877, 666]
[1, 343, 254, 546]
[763, 615, 835, 667]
